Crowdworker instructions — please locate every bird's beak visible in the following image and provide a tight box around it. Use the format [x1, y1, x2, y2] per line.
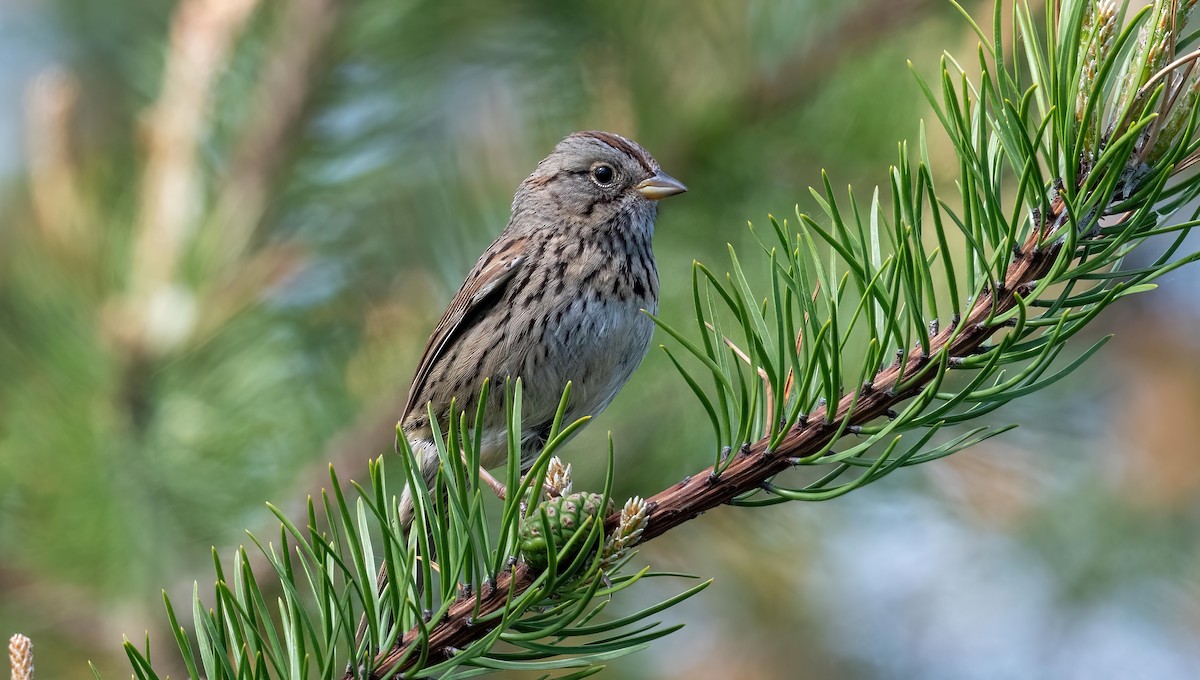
[636, 171, 688, 200]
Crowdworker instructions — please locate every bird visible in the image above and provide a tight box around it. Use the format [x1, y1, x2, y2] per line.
[396, 130, 687, 527]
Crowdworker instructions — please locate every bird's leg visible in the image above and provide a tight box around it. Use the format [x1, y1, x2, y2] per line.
[477, 465, 508, 500]
[473, 463, 530, 521]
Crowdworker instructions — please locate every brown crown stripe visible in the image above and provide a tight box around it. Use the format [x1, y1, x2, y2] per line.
[576, 131, 656, 174]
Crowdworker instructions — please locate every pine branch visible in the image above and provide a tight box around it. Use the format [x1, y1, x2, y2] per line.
[670, 0, 935, 167]
[613, 196, 1071, 543]
[208, 0, 349, 270]
[364, 1, 1200, 670]
[117, 2, 1200, 678]
[368, 565, 534, 675]
[365, 180, 1073, 676]
[125, 0, 262, 347]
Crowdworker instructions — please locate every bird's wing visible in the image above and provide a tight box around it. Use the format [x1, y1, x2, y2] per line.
[403, 237, 528, 419]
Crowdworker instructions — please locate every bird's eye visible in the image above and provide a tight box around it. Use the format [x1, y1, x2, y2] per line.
[591, 164, 615, 185]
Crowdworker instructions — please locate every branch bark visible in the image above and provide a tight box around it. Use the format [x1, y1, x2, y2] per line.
[362, 195, 1071, 676]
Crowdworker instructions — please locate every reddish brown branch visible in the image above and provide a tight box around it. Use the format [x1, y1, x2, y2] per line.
[623, 236, 1059, 543]
[369, 566, 535, 675]
[360, 194, 1070, 676]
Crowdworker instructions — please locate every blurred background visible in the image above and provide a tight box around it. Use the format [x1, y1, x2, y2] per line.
[3, 0, 1200, 677]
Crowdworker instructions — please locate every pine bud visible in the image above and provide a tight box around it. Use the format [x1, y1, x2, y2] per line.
[9, 634, 33, 680]
[543, 456, 573, 498]
[601, 496, 650, 569]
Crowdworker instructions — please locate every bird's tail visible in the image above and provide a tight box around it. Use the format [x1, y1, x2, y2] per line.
[353, 436, 440, 658]
[397, 437, 441, 533]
